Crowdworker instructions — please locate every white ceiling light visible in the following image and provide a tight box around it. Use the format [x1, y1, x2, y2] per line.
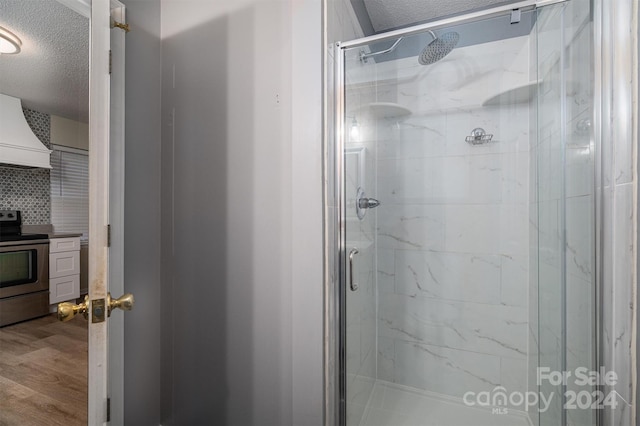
[0, 26, 22, 54]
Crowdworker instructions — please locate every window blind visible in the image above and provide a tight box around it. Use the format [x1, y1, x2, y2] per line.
[50, 147, 89, 241]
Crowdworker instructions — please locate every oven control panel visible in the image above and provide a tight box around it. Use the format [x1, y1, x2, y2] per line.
[0, 210, 22, 224]
[0, 211, 22, 237]
[0, 210, 20, 223]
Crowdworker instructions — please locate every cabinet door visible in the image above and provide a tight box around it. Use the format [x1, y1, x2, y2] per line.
[49, 237, 81, 253]
[50, 275, 80, 304]
[50, 251, 80, 278]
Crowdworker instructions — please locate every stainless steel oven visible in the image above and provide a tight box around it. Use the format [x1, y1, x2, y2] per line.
[0, 210, 50, 326]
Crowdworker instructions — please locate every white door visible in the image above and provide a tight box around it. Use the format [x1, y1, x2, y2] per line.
[86, 0, 128, 423]
[56, 0, 128, 423]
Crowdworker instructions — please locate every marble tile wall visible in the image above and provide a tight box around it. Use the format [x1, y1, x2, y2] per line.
[600, 1, 637, 425]
[372, 35, 534, 405]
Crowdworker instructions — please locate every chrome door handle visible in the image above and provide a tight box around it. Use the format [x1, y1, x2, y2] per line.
[356, 187, 381, 220]
[358, 197, 380, 209]
[349, 248, 359, 291]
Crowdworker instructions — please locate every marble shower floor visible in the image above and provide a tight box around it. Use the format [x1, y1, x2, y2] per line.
[360, 381, 533, 426]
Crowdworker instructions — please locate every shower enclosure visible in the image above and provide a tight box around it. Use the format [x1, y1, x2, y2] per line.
[328, 0, 600, 425]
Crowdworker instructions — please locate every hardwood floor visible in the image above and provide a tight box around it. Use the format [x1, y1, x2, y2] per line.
[0, 314, 87, 426]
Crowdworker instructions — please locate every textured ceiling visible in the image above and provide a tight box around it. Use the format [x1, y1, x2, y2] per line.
[362, 0, 517, 32]
[0, 0, 89, 122]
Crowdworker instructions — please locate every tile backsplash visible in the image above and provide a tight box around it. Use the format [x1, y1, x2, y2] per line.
[0, 107, 51, 224]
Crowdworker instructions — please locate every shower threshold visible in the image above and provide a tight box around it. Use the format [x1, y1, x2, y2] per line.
[359, 381, 533, 426]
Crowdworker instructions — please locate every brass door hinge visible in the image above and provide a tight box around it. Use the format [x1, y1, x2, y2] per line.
[110, 14, 131, 33]
[111, 17, 130, 33]
[107, 224, 111, 247]
[109, 50, 112, 75]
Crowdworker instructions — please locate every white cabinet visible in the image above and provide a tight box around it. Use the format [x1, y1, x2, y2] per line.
[50, 237, 81, 253]
[49, 237, 81, 304]
[50, 251, 80, 278]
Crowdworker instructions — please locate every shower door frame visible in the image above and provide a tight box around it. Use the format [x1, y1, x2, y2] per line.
[324, 0, 606, 425]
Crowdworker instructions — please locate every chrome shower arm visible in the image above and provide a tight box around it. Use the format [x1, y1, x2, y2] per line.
[359, 37, 404, 63]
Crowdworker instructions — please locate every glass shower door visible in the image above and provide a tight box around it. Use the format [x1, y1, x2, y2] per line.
[342, 49, 379, 424]
[338, 2, 595, 425]
[342, 17, 536, 423]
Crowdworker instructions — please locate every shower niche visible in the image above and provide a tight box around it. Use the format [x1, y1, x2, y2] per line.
[334, 1, 595, 425]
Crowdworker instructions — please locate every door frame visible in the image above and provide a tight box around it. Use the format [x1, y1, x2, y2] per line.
[108, 2, 126, 423]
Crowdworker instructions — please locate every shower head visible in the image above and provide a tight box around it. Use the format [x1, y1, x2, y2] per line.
[418, 30, 459, 65]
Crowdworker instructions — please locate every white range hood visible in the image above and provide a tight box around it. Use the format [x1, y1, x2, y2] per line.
[0, 93, 52, 169]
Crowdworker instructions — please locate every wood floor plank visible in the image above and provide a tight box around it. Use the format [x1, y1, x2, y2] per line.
[0, 403, 38, 426]
[0, 350, 22, 368]
[0, 331, 40, 357]
[20, 347, 88, 379]
[0, 376, 37, 401]
[4, 316, 57, 340]
[0, 314, 88, 425]
[39, 324, 87, 343]
[0, 356, 87, 405]
[31, 334, 88, 355]
[0, 392, 85, 426]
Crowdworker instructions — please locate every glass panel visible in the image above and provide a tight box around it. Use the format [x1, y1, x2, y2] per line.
[344, 11, 536, 425]
[0, 250, 35, 287]
[343, 45, 378, 425]
[535, 2, 595, 425]
[341, 2, 594, 425]
[535, 6, 566, 423]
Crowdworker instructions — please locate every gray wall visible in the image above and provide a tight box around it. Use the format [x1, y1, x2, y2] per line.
[120, 0, 324, 424]
[291, 1, 324, 425]
[160, 0, 321, 424]
[122, 0, 162, 424]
